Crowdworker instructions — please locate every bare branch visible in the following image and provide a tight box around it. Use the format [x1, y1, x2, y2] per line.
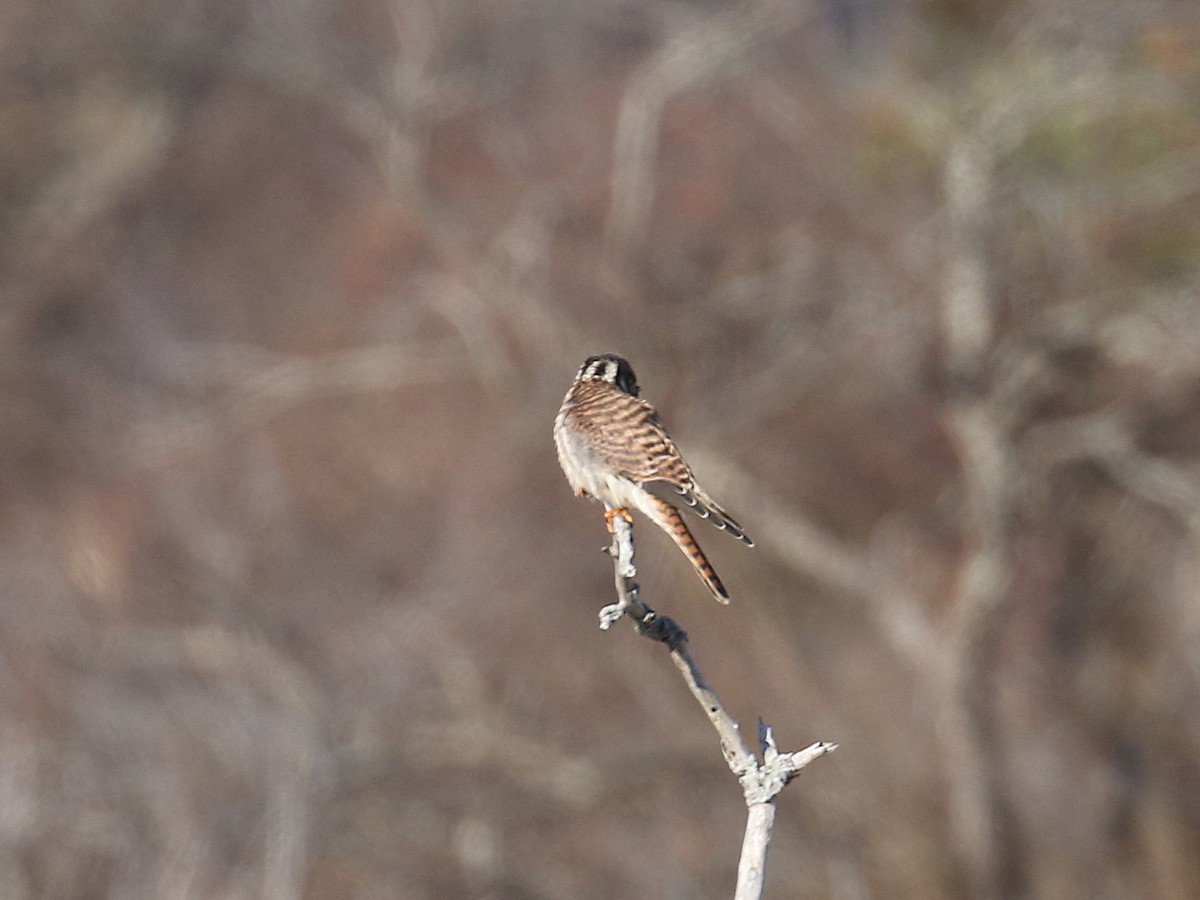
[599, 507, 836, 899]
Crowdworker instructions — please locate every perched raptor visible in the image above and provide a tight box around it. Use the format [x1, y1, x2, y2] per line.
[554, 353, 753, 602]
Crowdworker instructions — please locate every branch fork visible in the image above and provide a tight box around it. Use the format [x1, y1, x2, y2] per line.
[597, 504, 836, 899]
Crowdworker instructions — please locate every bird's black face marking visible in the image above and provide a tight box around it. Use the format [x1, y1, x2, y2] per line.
[579, 353, 639, 397]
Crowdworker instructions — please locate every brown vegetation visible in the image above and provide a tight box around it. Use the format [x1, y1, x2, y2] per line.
[2, 0, 1199, 897]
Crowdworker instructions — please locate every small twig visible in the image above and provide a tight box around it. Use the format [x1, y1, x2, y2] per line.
[598, 505, 836, 899]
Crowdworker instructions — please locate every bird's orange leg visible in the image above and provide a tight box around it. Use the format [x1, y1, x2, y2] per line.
[604, 507, 634, 532]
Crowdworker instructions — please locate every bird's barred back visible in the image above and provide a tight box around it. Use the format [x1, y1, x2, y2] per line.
[564, 381, 690, 485]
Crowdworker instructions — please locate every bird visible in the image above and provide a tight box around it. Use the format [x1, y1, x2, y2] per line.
[554, 353, 753, 602]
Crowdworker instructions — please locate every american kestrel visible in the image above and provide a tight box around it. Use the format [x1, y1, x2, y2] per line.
[554, 353, 753, 602]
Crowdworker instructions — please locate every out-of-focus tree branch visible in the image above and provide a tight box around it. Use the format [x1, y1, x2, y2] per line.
[119, 340, 469, 466]
[605, 0, 813, 260]
[687, 450, 940, 674]
[935, 114, 1024, 900]
[1025, 411, 1200, 533]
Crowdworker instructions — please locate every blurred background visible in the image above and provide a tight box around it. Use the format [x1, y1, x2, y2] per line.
[3, 0, 1200, 897]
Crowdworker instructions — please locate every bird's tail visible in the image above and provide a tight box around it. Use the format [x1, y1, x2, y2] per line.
[645, 496, 731, 603]
[674, 485, 754, 546]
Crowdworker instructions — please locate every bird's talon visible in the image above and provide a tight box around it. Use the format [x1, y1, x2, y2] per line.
[604, 507, 634, 533]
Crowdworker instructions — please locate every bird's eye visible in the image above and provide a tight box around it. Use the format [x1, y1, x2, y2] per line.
[614, 366, 638, 396]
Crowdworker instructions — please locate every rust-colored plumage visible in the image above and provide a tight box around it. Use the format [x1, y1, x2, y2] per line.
[554, 353, 752, 602]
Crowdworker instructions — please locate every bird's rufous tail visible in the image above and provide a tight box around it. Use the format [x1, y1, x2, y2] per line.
[647, 496, 730, 603]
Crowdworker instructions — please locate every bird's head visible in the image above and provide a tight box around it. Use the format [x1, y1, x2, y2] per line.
[578, 353, 639, 396]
